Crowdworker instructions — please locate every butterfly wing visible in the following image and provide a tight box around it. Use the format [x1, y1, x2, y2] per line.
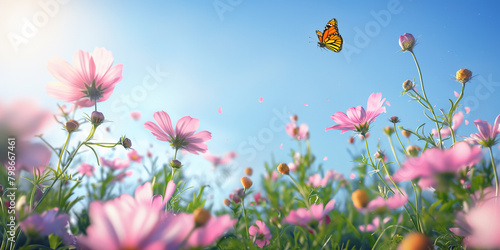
[324, 33, 343, 52]
[321, 18, 339, 42]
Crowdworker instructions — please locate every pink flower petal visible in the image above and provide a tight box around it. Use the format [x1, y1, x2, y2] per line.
[280, 144, 283, 149]
[303, 103, 308, 106]
[454, 91, 459, 97]
[258, 97, 263, 103]
[465, 107, 471, 114]
[218, 107, 222, 113]
[323, 156, 328, 161]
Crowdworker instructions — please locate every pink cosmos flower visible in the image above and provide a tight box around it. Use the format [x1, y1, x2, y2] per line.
[132, 181, 176, 211]
[393, 142, 482, 189]
[20, 208, 76, 246]
[359, 192, 408, 213]
[100, 157, 130, 170]
[127, 149, 143, 163]
[463, 114, 500, 147]
[175, 213, 236, 248]
[308, 170, 345, 188]
[16, 142, 52, 173]
[112, 170, 133, 183]
[249, 220, 272, 247]
[77, 162, 95, 177]
[285, 122, 309, 140]
[284, 199, 335, 226]
[359, 217, 391, 232]
[253, 192, 266, 206]
[326, 93, 386, 134]
[130, 111, 142, 120]
[432, 111, 464, 138]
[46, 47, 123, 107]
[79, 199, 186, 250]
[203, 151, 237, 166]
[453, 201, 500, 248]
[144, 111, 212, 155]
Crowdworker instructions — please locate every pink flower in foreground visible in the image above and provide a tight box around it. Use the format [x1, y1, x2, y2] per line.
[284, 199, 335, 226]
[144, 111, 212, 155]
[77, 162, 95, 177]
[454, 202, 500, 248]
[463, 114, 500, 147]
[46, 47, 123, 107]
[359, 192, 408, 213]
[100, 157, 130, 170]
[393, 142, 482, 189]
[79, 199, 185, 250]
[432, 111, 464, 138]
[359, 217, 391, 232]
[127, 149, 143, 163]
[132, 181, 176, 211]
[16, 142, 52, 173]
[20, 208, 76, 246]
[253, 192, 266, 206]
[285, 122, 309, 140]
[203, 151, 237, 166]
[326, 93, 386, 134]
[130, 111, 142, 120]
[249, 220, 272, 248]
[175, 213, 236, 248]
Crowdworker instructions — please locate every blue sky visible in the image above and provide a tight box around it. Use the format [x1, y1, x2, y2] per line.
[1, 0, 500, 207]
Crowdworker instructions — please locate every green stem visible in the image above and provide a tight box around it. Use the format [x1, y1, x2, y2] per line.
[387, 134, 401, 167]
[449, 83, 466, 145]
[241, 189, 250, 239]
[394, 125, 408, 155]
[410, 51, 443, 149]
[489, 147, 499, 197]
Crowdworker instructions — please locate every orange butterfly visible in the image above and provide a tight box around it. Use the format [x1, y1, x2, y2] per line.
[316, 18, 343, 52]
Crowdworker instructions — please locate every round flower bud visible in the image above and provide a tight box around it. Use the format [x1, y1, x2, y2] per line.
[374, 151, 385, 159]
[399, 33, 415, 52]
[352, 189, 369, 209]
[383, 126, 394, 136]
[277, 163, 289, 175]
[241, 177, 253, 189]
[456, 68, 472, 84]
[244, 167, 253, 176]
[401, 129, 412, 138]
[402, 80, 414, 91]
[398, 233, 433, 250]
[121, 137, 132, 149]
[193, 208, 211, 228]
[291, 115, 298, 122]
[91, 111, 105, 126]
[65, 120, 79, 132]
[407, 145, 421, 157]
[389, 116, 401, 124]
[348, 137, 355, 144]
[223, 198, 231, 207]
[170, 159, 182, 169]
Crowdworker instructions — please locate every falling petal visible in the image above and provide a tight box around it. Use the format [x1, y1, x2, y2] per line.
[385, 101, 391, 106]
[465, 120, 469, 125]
[350, 173, 356, 179]
[303, 103, 309, 106]
[465, 107, 471, 114]
[280, 144, 283, 149]
[218, 107, 222, 113]
[454, 91, 459, 97]
[323, 156, 328, 161]
[326, 98, 329, 101]
[258, 97, 263, 103]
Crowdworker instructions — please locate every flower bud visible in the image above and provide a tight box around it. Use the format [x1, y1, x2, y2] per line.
[223, 198, 231, 206]
[291, 115, 298, 122]
[170, 159, 182, 169]
[244, 167, 253, 176]
[348, 136, 355, 144]
[398, 233, 433, 250]
[399, 33, 415, 52]
[374, 151, 385, 159]
[121, 137, 132, 149]
[456, 68, 472, 84]
[193, 208, 211, 227]
[389, 116, 400, 124]
[352, 189, 369, 209]
[91, 111, 105, 126]
[277, 163, 289, 175]
[401, 130, 412, 138]
[383, 126, 394, 136]
[65, 120, 79, 132]
[241, 177, 253, 189]
[402, 80, 414, 91]
[407, 145, 421, 157]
